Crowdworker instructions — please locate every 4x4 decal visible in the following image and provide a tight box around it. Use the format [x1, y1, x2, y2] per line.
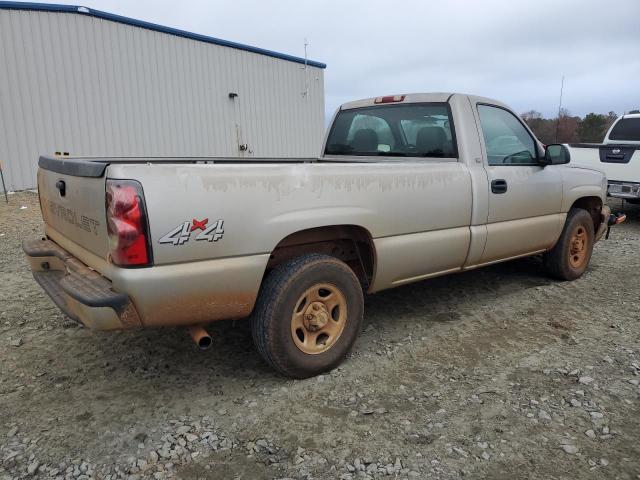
[159, 218, 224, 245]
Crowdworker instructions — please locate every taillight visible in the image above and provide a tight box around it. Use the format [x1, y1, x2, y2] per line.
[106, 179, 152, 267]
[374, 95, 406, 104]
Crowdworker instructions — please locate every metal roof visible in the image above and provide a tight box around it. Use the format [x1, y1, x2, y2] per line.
[0, 1, 327, 69]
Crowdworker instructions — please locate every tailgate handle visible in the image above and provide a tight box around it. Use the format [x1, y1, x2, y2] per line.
[55, 180, 66, 197]
[491, 179, 508, 194]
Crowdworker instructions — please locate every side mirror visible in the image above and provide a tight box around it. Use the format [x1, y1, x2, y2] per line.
[541, 144, 570, 166]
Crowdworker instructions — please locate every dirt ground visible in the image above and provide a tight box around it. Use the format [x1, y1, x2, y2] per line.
[1, 191, 639, 480]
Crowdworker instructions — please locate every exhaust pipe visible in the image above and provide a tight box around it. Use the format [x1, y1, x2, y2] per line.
[188, 325, 212, 350]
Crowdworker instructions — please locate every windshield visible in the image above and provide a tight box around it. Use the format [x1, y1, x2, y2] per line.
[609, 118, 640, 141]
[325, 103, 457, 158]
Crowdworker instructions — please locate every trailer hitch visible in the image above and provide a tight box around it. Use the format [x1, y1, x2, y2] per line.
[605, 213, 626, 239]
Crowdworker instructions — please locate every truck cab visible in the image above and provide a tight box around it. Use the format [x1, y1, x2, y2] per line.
[324, 93, 607, 266]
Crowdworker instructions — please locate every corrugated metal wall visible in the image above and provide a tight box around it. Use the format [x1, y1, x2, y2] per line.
[0, 8, 325, 190]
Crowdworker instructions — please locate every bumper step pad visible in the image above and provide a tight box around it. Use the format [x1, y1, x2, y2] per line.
[33, 270, 80, 323]
[22, 239, 129, 320]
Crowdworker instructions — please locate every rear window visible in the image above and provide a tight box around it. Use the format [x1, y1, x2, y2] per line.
[325, 103, 457, 158]
[609, 118, 640, 141]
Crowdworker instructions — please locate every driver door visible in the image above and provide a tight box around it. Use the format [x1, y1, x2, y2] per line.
[475, 104, 564, 264]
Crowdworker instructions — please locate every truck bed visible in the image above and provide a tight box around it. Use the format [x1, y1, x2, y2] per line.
[36, 152, 474, 328]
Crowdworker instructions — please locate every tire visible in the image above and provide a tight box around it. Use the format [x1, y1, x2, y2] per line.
[251, 254, 364, 378]
[544, 208, 595, 281]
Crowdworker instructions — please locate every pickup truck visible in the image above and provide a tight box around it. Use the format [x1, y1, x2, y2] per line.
[24, 92, 620, 378]
[567, 111, 640, 202]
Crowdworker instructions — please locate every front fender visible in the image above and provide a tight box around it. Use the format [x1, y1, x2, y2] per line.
[561, 167, 607, 212]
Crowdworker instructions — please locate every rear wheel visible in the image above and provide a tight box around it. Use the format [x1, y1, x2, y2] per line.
[544, 208, 594, 280]
[251, 254, 364, 378]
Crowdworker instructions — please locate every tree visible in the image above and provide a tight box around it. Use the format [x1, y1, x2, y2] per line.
[521, 110, 542, 121]
[521, 110, 619, 145]
[521, 110, 556, 144]
[556, 108, 579, 144]
[577, 113, 609, 143]
[604, 111, 618, 135]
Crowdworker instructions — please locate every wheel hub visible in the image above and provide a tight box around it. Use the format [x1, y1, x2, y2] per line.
[290, 283, 348, 355]
[568, 226, 588, 268]
[570, 238, 584, 254]
[303, 302, 329, 331]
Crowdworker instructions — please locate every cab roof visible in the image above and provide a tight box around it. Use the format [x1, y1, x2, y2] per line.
[339, 92, 508, 110]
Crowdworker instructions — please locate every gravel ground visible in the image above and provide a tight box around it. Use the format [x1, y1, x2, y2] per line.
[1, 191, 639, 480]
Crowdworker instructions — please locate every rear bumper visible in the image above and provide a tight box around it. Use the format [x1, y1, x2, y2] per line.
[26, 233, 269, 330]
[23, 238, 141, 330]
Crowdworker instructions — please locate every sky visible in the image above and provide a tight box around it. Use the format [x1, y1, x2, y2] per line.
[49, 0, 640, 121]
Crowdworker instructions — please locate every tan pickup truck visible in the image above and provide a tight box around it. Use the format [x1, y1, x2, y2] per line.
[24, 93, 621, 378]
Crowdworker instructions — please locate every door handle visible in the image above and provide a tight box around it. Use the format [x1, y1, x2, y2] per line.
[491, 179, 507, 194]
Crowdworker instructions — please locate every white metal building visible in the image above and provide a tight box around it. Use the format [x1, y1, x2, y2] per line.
[0, 2, 326, 191]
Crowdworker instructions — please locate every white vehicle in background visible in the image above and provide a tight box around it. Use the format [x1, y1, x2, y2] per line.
[568, 111, 640, 203]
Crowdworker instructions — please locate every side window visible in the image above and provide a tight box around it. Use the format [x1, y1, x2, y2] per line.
[609, 118, 640, 141]
[478, 105, 537, 166]
[346, 114, 395, 152]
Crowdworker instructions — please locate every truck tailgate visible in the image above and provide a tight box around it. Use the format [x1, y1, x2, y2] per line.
[38, 156, 110, 259]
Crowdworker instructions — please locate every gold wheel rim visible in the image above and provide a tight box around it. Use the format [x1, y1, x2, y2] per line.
[290, 283, 347, 355]
[568, 225, 588, 269]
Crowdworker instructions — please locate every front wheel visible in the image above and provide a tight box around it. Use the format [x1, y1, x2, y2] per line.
[544, 208, 595, 280]
[251, 254, 364, 378]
